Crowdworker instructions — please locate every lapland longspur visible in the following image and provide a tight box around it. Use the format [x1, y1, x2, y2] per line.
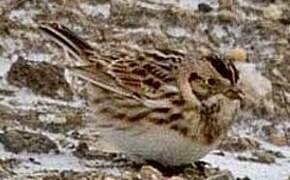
[39, 22, 243, 166]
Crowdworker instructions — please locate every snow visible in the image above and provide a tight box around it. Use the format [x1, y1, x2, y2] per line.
[204, 140, 290, 180]
[0, 143, 90, 175]
[79, 3, 111, 19]
[1, 88, 84, 110]
[142, 0, 218, 10]
[0, 37, 23, 56]
[8, 9, 40, 25]
[0, 59, 12, 77]
[178, 0, 218, 10]
[25, 53, 55, 63]
[166, 26, 191, 38]
[205, 153, 290, 180]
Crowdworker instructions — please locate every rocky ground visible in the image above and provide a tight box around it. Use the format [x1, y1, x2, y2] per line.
[0, 0, 290, 179]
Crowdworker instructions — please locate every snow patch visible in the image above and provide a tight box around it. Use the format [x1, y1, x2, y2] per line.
[8, 9, 40, 25]
[179, 0, 218, 10]
[1, 88, 84, 111]
[204, 140, 290, 180]
[166, 26, 191, 38]
[79, 3, 111, 19]
[0, 59, 12, 77]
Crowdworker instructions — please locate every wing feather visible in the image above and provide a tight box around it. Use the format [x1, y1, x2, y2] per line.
[39, 22, 181, 104]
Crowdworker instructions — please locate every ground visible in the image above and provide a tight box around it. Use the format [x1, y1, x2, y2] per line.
[0, 0, 290, 179]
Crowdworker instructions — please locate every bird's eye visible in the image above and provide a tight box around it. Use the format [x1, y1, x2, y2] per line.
[207, 78, 216, 85]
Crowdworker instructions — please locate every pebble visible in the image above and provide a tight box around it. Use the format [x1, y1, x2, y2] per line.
[6, 58, 73, 100]
[252, 151, 276, 164]
[226, 48, 247, 62]
[263, 4, 282, 20]
[198, 3, 213, 13]
[0, 129, 58, 153]
[268, 134, 288, 146]
[218, 0, 234, 10]
[218, 10, 237, 23]
[219, 137, 260, 152]
[207, 170, 234, 180]
[140, 166, 164, 180]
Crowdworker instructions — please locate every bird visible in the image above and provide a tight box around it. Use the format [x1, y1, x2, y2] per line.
[38, 22, 243, 167]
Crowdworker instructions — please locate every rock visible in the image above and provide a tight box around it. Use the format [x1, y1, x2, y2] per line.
[0, 159, 18, 179]
[104, 177, 118, 180]
[6, 58, 73, 100]
[0, 129, 58, 153]
[263, 4, 282, 20]
[0, 104, 14, 114]
[268, 134, 288, 146]
[279, 9, 290, 25]
[226, 48, 247, 62]
[252, 151, 276, 164]
[39, 114, 67, 125]
[219, 137, 260, 152]
[169, 176, 186, 180]
[0, 88, 15, 97]
[236, 63, 272, 108]
[218, 0, 234, 10]
[261, 124, 289, 146]
[198, 3, 213, 13]
[265, 150, 286, 158]
[42, 170, 107, 180]
[140, 165, 164, 180]
[206, 170, 234, 180]
[0, 165, 9, 179]
[262, 124, 278, 136]
[217, 10, 237, 23]
[236, 177, 251, 180]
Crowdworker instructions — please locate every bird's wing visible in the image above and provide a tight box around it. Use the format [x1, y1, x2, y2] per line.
[39, 22, 183, 107]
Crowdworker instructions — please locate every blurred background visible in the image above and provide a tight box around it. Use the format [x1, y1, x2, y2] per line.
[0, 0, 289, 179]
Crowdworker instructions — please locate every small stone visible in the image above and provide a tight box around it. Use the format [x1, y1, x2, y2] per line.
[0, 159, 19, 175]
[218, 10, 237, 23]
[263, 4, 282, 20]
[218, 0, 233, 10]
[0, 104, 14, 114]
[279, 9, 290, 25]
[252, 151, 276, 164]
[198, 3, 213, 13]
[43, 175, 62, 180]
[104, 177, 118, 180]
[219, 137, 260, 152]
[39, 114, 67, 124]
[169, 176, 186, 180]
[226, 48, 247, 62]
[237, 176, 251, 180]
[207, 170, 234, 180]
[236, 63, 272, 106]
[140, 166, 163, 180]
[0, 129, 58, 153]
[262, 124, 278, 136]
[6, 58, 73, 100]
[0, 165, 9, 178]
[265, 150, 286, 158]
[268, 134, 287, 146]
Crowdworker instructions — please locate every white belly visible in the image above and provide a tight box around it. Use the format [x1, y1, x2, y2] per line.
[98, 122, 221, 166]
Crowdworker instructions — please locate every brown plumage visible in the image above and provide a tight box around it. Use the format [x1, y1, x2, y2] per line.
[39, 22, 243, 166]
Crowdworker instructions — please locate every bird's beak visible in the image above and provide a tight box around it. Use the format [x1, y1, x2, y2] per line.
[224, 86, 245, 100]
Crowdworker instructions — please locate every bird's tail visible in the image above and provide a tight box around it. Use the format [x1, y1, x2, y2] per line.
[38, 22, 95, 63]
